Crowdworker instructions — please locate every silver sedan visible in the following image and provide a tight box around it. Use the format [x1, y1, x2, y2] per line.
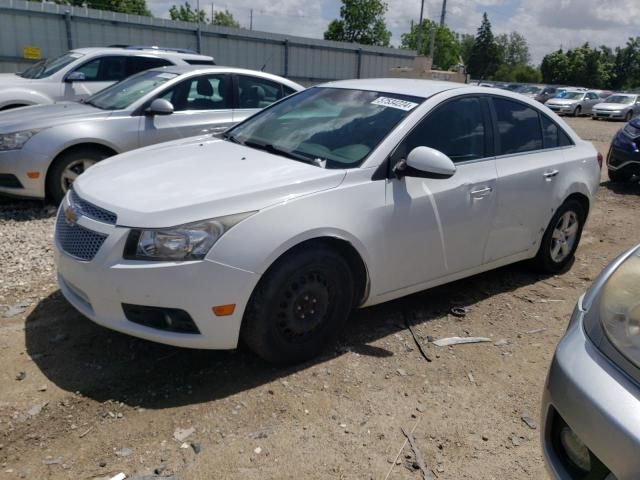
[592, 94, 640, 121]
[541, 244, 640, 480]
[0, 66, 302, 202]
[545, 90, 601, 116]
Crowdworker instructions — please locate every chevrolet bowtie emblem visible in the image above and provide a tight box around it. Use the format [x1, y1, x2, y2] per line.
[64, 205, 79, 226]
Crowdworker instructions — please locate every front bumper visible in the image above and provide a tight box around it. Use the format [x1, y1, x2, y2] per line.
[547, 104, 577, 114]
[593, 110, 626, 120]
[0, 148, 49, 198]
[53, 199, 260, 349]
[541, 301, 640, 479]
[607, 143, 640, 175]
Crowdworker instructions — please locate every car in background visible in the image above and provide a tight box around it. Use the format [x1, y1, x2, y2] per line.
[0, 66, 302, 202]
[53, 79, 600, 363]
[535, 86, 561, 104]
[541, 244, 640, 480]
[606, 117, 640, 182]
[545, 90, 601, 116]
[0, 46, 215, 110]
[592, 93, 640, 122]
[516, 85, 559, 104]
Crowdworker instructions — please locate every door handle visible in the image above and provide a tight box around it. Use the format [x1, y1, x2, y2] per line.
[470, 186, 493, 197]
[543, 169, 559, 179]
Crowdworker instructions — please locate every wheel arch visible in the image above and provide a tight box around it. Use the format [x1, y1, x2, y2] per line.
[564, 192, 590, 219]
[256, 235, 370, 308]
[45, 142, 119, 198]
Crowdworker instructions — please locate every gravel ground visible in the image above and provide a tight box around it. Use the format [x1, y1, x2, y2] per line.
[0, 117, 638, 480]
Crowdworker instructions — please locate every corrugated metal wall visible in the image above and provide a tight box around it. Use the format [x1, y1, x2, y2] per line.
[0, 0, 416, 84]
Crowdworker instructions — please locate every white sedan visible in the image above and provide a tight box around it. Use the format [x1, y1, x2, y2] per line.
[54, 79, 601, 363]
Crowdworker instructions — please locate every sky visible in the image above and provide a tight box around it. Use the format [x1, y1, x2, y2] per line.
[146, 0, 640, 64]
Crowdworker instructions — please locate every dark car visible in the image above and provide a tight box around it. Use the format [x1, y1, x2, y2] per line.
[607, 117, 640, 182]
[535, 86, 560, 104]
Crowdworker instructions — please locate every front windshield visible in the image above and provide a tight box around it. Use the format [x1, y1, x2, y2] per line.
[85, 70, 178, 110]
[558, 92, 584, 100]
[19, 52, 83, 79]
[605, 95, 635, 104]
[226, 87, 424, 169]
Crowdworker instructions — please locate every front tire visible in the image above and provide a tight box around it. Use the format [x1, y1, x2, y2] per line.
[241, 246, 354, 364]
[573, 106, 582, 117]
[625, 111, 633, 122]
[47, 148, 108, 204]
[532, 199, 586, 274]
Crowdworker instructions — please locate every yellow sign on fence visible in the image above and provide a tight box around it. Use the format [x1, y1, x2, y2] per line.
[23, 46, 41, 60]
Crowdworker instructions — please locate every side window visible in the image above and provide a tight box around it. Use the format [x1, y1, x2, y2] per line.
[493, 97, 543, 155]
[127, 56, 172, 76]
[238, 75, 286, 109]
[158, 74, 232, 111]
[541, 115, 573, 149]
[72, 56, 127, 82]
[393, 96, 487, 164]
[283, 85, 297, 97]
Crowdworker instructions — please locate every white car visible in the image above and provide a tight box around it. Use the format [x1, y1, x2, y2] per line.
[54, 79, 601, 363]
[0, 46, 215, 110]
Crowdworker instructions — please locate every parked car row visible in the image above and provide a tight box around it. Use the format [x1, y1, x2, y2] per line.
[1, 48, 636, 480]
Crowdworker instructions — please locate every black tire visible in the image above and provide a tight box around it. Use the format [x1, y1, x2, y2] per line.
[608, 168, 632, 183]
[532, 199, 586, 274]
[47, 148, 109, 204]
[625, 111, 633, 122]
[241, 246, 354, 364]
[573, 106, 581, 117]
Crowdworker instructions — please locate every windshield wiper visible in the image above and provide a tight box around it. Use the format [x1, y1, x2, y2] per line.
[243, 140, 322, 166]
[222, 131, 244, 145]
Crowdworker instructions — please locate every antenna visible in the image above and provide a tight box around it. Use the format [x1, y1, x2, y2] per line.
[260, 52, 274, 71]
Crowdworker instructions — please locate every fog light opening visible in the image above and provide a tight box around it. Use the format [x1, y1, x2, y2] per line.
[560, 426, 591, 473]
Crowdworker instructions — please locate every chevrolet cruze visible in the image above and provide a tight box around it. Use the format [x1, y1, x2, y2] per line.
[54, 79, 601, 363]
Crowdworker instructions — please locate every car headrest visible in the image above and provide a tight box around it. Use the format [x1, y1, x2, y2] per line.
[197, 78, 213, 96]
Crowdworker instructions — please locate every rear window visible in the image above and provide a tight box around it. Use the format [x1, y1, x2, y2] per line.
[541, 115, 573, 148]
[493, 97, 543, 155]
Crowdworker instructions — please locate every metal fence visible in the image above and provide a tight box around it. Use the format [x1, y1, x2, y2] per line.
[0, 0, 416, 84]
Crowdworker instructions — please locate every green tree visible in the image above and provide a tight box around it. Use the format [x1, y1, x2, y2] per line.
[613, 38, 640, 90]
[400, 20, 461, 70]
[211, 9, 239, 27]
[541, 49, 569, 84]
[496, 32, 530, 67]
[494, 64, 541, 83]
[169, 1, 207, 23]
[50, 0, 151, 15]
[541, 44, 614, 88]
[467, 12, 500, 79]
[459, 33, 475, 67]
[324, 0, 391, 47]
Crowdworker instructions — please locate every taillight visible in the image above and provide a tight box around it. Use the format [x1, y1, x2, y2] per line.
[597, 152, 603, 170]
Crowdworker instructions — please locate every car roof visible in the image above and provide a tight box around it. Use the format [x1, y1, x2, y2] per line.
[319, 78, 465, 98]
[146, 65, 304, 89]
[71, 47, 213, 61]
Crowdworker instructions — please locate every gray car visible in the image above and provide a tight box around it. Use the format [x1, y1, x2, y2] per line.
[592, 94, 640, 121]
[545, 90, 601, 116]
[541, 244, 640, 480]
[0, 66, 302, 202]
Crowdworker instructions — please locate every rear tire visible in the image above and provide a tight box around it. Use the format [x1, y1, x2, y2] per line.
[241, 246, 354, 364]
[608, 168, 632, 183]
[532, 199, 586, 274]
[47, 148, 108, 204]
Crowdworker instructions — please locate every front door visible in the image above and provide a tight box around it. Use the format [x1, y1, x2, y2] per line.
[139, 73, 235, 147]
[377, 96, 498, 295]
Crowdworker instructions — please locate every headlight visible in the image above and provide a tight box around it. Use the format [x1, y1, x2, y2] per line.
[124, 212, 255, 261]
[600, 253, 640, 367]
[0, 129, 41, 151]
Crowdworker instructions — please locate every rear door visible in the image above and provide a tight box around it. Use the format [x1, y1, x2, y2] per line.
[379, 95, 498, 293]
[484, 96, 573, 262]
[584, 92, 599, 114]
[138, 72, 235, 146]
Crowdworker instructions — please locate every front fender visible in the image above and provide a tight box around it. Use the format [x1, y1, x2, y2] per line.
[0, 89, 53, 108]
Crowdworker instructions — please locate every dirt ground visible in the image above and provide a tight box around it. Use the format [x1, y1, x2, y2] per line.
[1, 117, 639, 480]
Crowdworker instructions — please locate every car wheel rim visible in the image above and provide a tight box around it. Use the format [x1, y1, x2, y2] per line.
[275, 270, 332, 342]
[550, 211, 579, 263]
[61, 159, 97, 193]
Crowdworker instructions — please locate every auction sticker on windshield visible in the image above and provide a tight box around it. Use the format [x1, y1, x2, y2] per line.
[371, 96, 419, 111]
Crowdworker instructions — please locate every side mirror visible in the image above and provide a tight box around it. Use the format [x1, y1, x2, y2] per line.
[146, 98, 174, 116]
[65, 71, 86, 82]
[394, 146, 456, 179]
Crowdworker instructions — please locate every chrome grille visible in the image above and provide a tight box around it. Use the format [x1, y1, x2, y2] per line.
[55, 209, 107, 261]
[69, 189, 117, 225]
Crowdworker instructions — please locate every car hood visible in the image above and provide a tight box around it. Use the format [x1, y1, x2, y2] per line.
[0, 102, 110, 132]
[594, 102, 630, 110]
[0, 73, 27, 85]
[74, 137, 348, 228]
[547, 98, 579, 105]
